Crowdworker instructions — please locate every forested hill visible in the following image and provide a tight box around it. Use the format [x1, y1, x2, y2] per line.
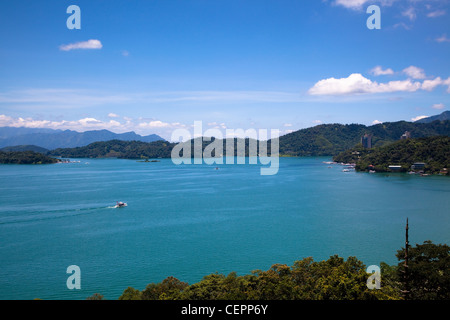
[277, 120, 450, 156]
[47, 138, 263, 159]
[0, 151, 59, 164]
[48, 140, 176, 159]
[333, 136, 450, 174]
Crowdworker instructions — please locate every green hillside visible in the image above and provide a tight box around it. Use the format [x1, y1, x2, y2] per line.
[334, 136, 450, 174]
[0, 151, 59, 164]
[49, 139, 175, 159]
[278, 120, 450, 156]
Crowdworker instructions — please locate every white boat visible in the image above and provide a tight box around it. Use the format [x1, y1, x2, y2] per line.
[114, 201, 127, 208]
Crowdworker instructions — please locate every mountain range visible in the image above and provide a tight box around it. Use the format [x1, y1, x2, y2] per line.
[0, 127, 165, 150]
[47, 118, 450, 159]
[1, 111, 449, 157]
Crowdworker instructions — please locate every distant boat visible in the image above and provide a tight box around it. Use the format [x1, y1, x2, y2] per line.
[114, 201, 127, 208]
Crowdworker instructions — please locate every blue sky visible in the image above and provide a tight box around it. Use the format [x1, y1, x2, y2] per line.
[0, 0, 449, 140]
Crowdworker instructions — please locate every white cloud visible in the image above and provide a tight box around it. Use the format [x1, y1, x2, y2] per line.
[0, 114, 190, 140]
[313, 120, 323, 124]
[422, 77, 450, 93]
[392, 22, 411, 30]
[370, 66, 394, 76]
[333, 0, 369, 10]
[333, 0, 397, 10]
[427, 10, 446, 18]
[138, 120, 171, 128]
[206, 122, 227, 129]
[422, 77, 442, 91]
[59, 39, 103, 51]
[445, 78, 450, 91]
[372, 120, 383, 125]
[283, 123, 293, 127]
[0, 115, 122, 131]
[308, 73, 422, 96]
[309, 74, 373, 95]
[0, 88, 307, 114]
[402, 7, 417, 21]
[431, 103, 445, 110]
[402, 66, 426, 79]
[0, 88, 131, 110]
[108, 113, 119, 118]
[435, 34, 450, 43]
[411, 115, 429, 122]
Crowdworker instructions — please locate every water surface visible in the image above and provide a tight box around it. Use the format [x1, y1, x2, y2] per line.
[0, 157, 448, 300]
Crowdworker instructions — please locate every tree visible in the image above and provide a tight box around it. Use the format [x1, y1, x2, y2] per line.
[86, 293, 105, 300]
[141, 276, 188, 300]
[119, 287, 142, 300]
[396, 241, 450, 300]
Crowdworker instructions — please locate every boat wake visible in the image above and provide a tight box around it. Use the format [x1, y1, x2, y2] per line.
[0, 205, 117, 225]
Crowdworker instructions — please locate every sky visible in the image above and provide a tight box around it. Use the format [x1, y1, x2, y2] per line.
[0, 0, 449, 141]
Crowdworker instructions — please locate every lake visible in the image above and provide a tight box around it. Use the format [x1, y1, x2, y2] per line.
[0, 157, 449, 300]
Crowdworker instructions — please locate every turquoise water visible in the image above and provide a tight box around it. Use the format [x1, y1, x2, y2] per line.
[0, 157, 449, 300]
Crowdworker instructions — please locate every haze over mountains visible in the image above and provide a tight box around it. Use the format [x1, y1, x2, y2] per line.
[0, 127, 165, 150]
[1, 111, 448, 156]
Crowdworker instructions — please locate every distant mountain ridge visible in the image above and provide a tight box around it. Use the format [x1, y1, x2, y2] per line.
[2, 111, 449, 156]
[0, 127, 165, 150]
[415, 110, 450, 123]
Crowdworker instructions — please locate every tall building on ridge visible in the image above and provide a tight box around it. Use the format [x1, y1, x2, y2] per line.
[401, 131, 411, 140]
[361, 133, 372, 148]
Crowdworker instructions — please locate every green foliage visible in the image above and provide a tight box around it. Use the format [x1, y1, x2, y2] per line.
[113, 242, 447, 300]
[279, 120, 450, 156]
[141, 276, 188, 300]
[49, 139, 176, 159]
[118, 287, 142, 300]
[118, 256, 390, 300]
[334, 136, 450, 174]
[396, 241, 450, 300]
[86, 293, 105, 300]
[0, 151, 59, 164]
